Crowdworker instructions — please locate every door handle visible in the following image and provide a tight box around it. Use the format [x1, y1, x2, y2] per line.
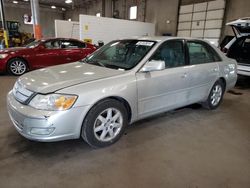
[181, 73, 187, 78]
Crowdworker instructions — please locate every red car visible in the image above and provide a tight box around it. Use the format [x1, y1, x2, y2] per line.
[0, 38, 96, 75]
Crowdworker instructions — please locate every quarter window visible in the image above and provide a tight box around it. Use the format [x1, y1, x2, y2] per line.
[150, 40, 185, 68]
[187, 41, 219, 65]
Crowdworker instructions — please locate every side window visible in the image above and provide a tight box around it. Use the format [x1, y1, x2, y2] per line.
[77, 41, 86, 48]
[61, 40, 85, 49]
[44, 40, 60, 49]
[187, 41, 219, 65]
[150, 40, 185, 68]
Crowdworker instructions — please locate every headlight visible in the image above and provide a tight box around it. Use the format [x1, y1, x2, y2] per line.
[29, 94, 77, 111]
[0, 54, 8, 59]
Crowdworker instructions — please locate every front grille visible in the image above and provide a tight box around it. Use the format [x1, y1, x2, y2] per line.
[13, 81, 34, 103]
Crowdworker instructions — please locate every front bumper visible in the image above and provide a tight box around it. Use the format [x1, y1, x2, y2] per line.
[7, 91, 90, 142]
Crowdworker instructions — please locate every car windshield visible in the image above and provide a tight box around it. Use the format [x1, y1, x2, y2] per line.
[83, 40, 156, 70]
[25, 40, 41, 48]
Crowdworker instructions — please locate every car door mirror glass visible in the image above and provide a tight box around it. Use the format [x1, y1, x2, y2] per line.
[140, 60, 165, 72]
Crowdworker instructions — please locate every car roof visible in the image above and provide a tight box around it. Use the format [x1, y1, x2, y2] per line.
[41, 38, 83, 42]
[120, 36, 207, 43]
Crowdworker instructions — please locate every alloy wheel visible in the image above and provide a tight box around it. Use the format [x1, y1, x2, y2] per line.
[210, 85, 223, 106]
[10, 60, 27, 75]
[93, 108, 123, 142]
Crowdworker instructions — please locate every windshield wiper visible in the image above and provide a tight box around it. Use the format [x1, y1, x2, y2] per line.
[81, 58, 106, 67]
[93, 61, 106, 67]
[105, 64, 126, 70]
[95, 61, 106, 67]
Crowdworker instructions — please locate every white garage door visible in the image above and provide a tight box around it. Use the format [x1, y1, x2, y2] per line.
[177, 0, 225, 46]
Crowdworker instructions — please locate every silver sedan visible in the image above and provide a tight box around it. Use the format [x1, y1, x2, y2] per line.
[7, 37, 237, 148]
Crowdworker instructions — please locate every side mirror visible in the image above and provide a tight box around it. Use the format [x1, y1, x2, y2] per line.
[140, 60, 165, 72]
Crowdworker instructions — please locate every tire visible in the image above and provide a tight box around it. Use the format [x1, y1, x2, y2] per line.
[203, 80, 225, 110]
[7, 58, 28, 76]
[81, 99, 128, 148]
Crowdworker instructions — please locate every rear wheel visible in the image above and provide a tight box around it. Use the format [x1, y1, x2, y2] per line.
[204, 80, 225, 110]
[7, 58, 28, 76]
[81, 99, 128, 148]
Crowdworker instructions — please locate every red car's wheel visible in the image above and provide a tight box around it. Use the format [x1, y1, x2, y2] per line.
[7, 58, 28, 76]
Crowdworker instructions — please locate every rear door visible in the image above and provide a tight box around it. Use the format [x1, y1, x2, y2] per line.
[60, 39, 90, 63]
[185, 40, 221, 103]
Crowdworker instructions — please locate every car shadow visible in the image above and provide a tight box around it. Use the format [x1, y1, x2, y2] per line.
[235, 75, 250, 90]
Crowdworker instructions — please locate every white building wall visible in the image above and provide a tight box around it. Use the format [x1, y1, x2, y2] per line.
[79, 14, 155, 44]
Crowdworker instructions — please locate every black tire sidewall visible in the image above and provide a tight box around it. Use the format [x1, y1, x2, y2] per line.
[207, 80, 225, 110]
[81, 99, 128, 148]
[7, 58, 27, 76]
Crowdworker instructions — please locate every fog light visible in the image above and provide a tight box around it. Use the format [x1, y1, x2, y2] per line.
[30, 127, 55, 135]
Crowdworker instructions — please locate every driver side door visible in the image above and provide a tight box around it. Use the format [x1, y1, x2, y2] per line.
[136, 40, 191, 119]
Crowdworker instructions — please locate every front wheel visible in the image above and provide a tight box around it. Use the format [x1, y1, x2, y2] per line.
[7, 58, 28, 76]
[204, 80, 225, 110]
[81, 99, 128, 148]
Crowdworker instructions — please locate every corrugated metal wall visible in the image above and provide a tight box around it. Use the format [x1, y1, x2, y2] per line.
[177, 0, 225, 46]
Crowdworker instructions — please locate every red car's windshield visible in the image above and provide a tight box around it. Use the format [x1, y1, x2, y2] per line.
[25, 40, 41, 48]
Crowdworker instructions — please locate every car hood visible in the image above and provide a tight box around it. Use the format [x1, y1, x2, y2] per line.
[18, 62, 125, 93]
[0, 47, 27, 54]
